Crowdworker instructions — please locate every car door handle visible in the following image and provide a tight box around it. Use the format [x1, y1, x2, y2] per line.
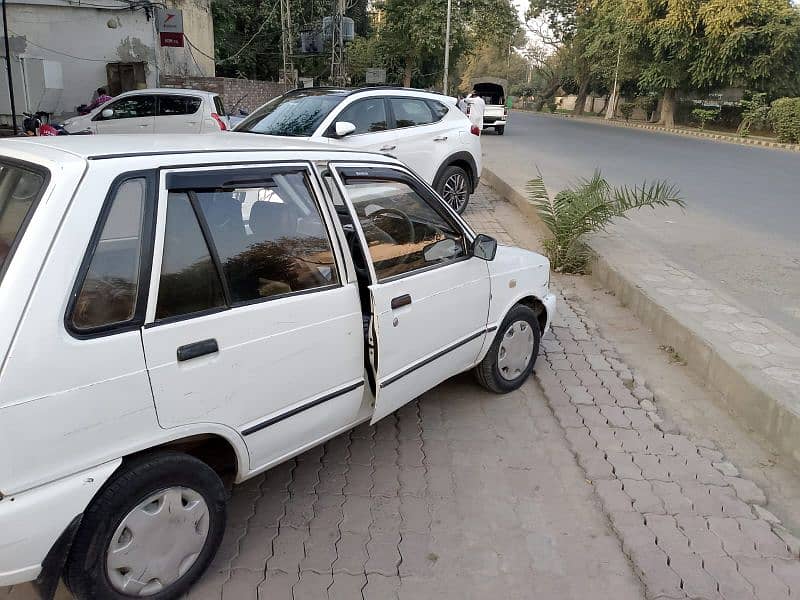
[433, 135, 448, 141]
[380, 144, 397, 151]
[138, 124, 150, 128]
[391, 294, 412, 309]
[177, 338, 219, 362]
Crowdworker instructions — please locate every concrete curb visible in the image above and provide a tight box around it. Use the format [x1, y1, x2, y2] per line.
[482, 166, 800, 468]
[512, 109, 800, 153]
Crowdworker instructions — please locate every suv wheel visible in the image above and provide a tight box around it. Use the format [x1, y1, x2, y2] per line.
[65, 452, 227, 600]
[436, 165, 471, 214]
[495, 126, 505, 135]
[475, 304, 541, 394]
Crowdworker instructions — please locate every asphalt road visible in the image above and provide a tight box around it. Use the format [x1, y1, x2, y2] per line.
[482, 111, 800, 338]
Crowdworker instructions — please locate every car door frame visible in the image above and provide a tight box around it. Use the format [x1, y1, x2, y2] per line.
[316, 96, 400, 155]
[154, 93, 204, 134]
[326, 161, 492, 423]
[93, 94, 156, 134]
[141, 158, 371, 476]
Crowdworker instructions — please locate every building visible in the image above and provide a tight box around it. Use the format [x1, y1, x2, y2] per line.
[0, 0, 215, 124]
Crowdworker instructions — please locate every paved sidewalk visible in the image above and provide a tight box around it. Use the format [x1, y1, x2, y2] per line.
[4, 186, 799, 599]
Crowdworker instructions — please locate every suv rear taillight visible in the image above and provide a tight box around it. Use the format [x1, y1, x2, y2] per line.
[470, 124, 481, 136]
[211, 113, 227, 131]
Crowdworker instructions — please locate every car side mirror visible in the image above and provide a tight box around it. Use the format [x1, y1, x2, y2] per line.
[472, 234, 497, 261]
[334, 121, 356, 138]
[101, 108, 114, 119]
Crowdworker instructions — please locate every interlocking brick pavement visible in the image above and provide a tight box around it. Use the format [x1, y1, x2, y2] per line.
[3, 186, 799, 600]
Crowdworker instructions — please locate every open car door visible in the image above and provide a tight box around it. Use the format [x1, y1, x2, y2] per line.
[330, 164, 492, 424]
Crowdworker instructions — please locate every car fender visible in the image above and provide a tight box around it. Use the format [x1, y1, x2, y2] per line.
[432, 151, 479, 192]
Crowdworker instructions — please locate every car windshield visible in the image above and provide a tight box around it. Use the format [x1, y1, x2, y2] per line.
[235, 90, 347, 137]
[0, 161, 47, 278]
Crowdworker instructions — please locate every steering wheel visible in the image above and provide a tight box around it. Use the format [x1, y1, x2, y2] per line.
[367, 207, 415, 246]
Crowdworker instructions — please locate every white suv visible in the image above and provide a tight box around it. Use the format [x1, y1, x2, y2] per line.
[235, 87, 483, 213]
[0, 133, 553, 600]
[62, 88, 230, 135]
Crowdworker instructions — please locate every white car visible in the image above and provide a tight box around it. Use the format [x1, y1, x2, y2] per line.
[0, 134, 554, 600]
[62, 88, 230, 135]
[234, 87, 483, 213]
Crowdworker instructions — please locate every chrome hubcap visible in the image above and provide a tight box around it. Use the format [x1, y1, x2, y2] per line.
[106, 487, 210, 596]
[442, 173, 468, 211]
[497, 320, 535, 381]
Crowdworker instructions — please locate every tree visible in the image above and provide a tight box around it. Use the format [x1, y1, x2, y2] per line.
[458, 41, 529, 94]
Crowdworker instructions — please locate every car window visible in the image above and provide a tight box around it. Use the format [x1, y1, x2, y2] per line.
[213, 96, 226, 116]
[164, 170, 339, 308]
[155, 192, 225, 320]
[235, 90, 345, 136]
[390, 98, 435, 128]
[0, 162, 46, 280]
[158, 95, 201, 116]
[102, 96, 156, 120]
[427, 100, 449, 121]
[343, 177, 466, 280]
[333, 98, 388, 135]
[71, 178, 146, 331]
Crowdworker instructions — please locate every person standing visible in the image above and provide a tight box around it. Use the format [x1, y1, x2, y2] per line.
[465, 90, 485, 130]
[457, 95, 468, 114]
[79, 87, 113, 114]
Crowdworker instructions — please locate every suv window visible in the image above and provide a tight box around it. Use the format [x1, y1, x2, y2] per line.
[427, 100, 449, 121]
[158, 95, 201, 116]
[71, 178, 147, 331]
[156, 192, 225, 320]
[342, 176, 466, 280]
[0, 162, 46, 279]
[333, 98, 388, 135]
[390, 98, 435, 128]
[100, 95, 156, 120]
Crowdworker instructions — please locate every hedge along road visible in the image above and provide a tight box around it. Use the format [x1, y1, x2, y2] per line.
[482, 110, 800, 338]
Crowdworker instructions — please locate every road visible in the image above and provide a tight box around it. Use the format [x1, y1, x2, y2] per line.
[482, 111, 800, 337]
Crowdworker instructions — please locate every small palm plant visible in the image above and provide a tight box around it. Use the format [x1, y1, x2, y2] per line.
[528, 171, 683, 273]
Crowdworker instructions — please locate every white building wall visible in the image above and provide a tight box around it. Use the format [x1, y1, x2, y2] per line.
[0, 0, 214, 121]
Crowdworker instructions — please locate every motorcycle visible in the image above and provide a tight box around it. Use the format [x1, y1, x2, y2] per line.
[20, 111, 92, 136]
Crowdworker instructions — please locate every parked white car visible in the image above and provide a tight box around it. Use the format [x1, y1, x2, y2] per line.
[234, 87, 483, 213]
[62, 88, 230, 135]
[0, 134, 554, 600]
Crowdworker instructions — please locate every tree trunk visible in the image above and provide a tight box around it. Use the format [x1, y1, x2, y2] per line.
[573, 78, 590, 116]
[658, 88, 676, 127]
[534, 79, 560, 111]
[403, 55, 413, 88]
[605, 81, 619, 120]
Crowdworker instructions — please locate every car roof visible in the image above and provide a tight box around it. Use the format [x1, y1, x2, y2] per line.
[287, 86, 456, 102]
[0, 133, 402, 163]
[116, 88, 218, 98]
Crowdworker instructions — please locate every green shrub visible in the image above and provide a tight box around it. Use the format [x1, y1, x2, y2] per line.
[737, 92, 770, 137]
[769, 98, 800, 143]
[527, 171, 683, 274]
[546, 99, 557, 113]
[691, 107, 720, 130]
[635, 96, 657, 120]
[620, 102, 636, 121]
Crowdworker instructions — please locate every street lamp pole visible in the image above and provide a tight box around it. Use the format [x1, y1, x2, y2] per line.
[2, 0, 18, 134]
[442, 0, 452, 95]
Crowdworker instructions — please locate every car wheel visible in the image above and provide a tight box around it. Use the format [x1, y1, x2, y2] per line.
[475, 304, 541, 394]
[436, 165, 471, 214]
[64, 452, 227, 600]
[496, 126, 505, 135]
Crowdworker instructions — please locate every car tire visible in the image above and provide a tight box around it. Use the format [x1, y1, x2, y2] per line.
[495, 126, 505, 135]
[475, 304, 541, 394]
[64, 452, 227, 600]
[435, 165, 471, 214]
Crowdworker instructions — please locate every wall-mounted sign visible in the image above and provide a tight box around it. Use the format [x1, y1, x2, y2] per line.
[365, 69, 386, 84]
[157, 8, 184, 47]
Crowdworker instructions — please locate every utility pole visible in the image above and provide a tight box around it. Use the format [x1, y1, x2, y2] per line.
[442, 0, 452, 95]
[330, 0, 345, 85]
[605, 41, 621, 120]
[2, 0, 17, 134]
[280, 0, 295, 89]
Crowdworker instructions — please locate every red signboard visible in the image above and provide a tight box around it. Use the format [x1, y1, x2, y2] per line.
[160, 32, 185, 47]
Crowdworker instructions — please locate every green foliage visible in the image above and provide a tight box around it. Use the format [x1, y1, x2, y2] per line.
[737, 92, 771, 137]
[635, 95, 657, 120]
[528, 170, 684, 273]
[458, 43, 530, 94]
[620, 102, 636, 121]
[691, 107, 720, 129]
[769, 97, 800, 143]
